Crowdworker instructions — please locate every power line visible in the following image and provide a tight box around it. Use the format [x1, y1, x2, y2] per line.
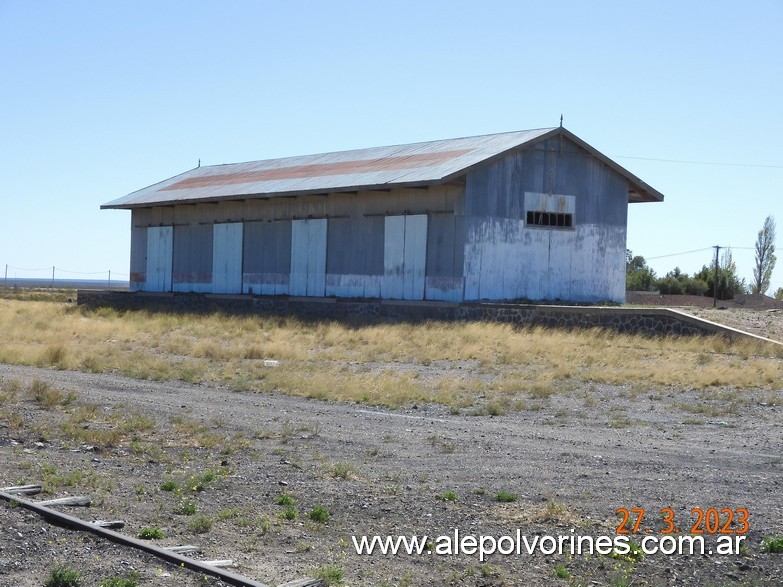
[614, 155, 783, 169]
[644, 245, 763, 261]
[645, 248, 713, 260]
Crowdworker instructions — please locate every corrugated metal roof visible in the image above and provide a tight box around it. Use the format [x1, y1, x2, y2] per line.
[102, 128, 663, 209]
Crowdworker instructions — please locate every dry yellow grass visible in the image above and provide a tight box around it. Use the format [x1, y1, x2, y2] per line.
[0, 299, 780, 409]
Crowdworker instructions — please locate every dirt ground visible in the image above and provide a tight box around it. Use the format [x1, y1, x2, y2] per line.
[1, 337, 782, 587]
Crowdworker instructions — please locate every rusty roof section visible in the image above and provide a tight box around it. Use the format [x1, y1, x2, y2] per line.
[102, 128, 664, 209]
[161, 149, 474, 191]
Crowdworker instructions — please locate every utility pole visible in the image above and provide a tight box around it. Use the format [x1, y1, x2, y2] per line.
[713, 245, 720, 308]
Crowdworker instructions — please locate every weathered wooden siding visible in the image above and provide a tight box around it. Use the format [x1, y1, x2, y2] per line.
[463, 219, 626, 301]
[463, 136, 628, 302]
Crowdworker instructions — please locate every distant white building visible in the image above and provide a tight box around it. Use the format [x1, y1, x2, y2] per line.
[103, 127, 663, 303]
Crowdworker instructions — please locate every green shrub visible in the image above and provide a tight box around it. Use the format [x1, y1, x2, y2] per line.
[188, 515, 213, 534]
[275, 493, 295, 506]
[437, 490, 458, 502]
[656, 276, 683, 295]
[683, 278, 709, 296]
[553, 563, 570, 579]
[160, 480, 179, 492]
[312, 565, 344, 586]
[494, 490, 518, 503]
[762, 535, 783, 553]
[136, 527, 165, 539]
[308, 505, 330, 523]
[174, 498, 197, 515]
[45, 565, 81, 587]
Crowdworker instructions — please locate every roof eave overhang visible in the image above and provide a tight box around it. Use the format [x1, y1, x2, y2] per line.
[99, 178, 457, 210]
[558, 128, 664, 203]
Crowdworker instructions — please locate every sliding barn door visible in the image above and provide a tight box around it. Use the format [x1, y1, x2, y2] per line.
[212, 222, 243, 294]
[290, 219, 327, 296]
[146, 226, 173, 292]
[382, 214, 427, 300]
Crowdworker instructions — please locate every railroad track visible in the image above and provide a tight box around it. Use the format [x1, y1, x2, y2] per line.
[0, 485, 324, 587]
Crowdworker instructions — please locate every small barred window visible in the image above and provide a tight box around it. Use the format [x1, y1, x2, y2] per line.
[526, 211, 573, 228]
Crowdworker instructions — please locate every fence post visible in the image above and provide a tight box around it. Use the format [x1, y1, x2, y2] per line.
[52, 266, 55, 289]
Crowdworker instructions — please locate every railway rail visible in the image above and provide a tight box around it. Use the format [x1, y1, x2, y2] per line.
[0, 485, 323, 587]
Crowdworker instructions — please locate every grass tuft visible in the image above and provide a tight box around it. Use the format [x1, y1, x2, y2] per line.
[494, 490, 518, 503]
[44, 565, 81, 587]
[308, 505, 330, 523]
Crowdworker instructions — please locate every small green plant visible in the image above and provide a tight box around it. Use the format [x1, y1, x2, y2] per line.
[437, 490, 458, 502]
[216, 507, 240, 521]
[188, 515, 213, 534]
[275, 493, 295, 506]
[190, 469, 219, 491]
[174, 498, 197, 515]
[160, 480, 179, 492]
[494, 490, 518, 503]
[625, 540, 645, 562]
[282, 507, 298, 521]
[45, 565, 81, 587]
[308, 505, 330, 523]
[330, 462, 357, 479]
[136, 527, 165, 539]
[312, 564, 344, 586]
[99, 572, 140, 587]
[762, 535, 783, 553]
[553, 563, 570, 579]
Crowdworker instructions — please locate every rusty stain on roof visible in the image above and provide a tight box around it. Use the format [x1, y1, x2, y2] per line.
[161, 149, 473, 191]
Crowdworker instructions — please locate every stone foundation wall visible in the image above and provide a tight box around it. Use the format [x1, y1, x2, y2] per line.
[76, 290, 771, 342]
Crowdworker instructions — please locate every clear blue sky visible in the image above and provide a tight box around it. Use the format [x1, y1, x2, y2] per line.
[2, 1, 781, 291]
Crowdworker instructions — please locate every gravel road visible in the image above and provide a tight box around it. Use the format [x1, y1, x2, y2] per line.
[1, 362, 782, 586]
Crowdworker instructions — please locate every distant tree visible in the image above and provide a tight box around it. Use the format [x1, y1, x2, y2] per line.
[775, 287, 783, 301]
[655, 267, 709, 296]
[656, 276, 683, 295]
[694, 248, 747, 300]
[626, 250, 656, 291]
[752, 215, 776, 295]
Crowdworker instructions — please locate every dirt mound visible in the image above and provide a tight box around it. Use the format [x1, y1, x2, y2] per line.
[626, 291, 783, 310]
[728, 294, 783, 309]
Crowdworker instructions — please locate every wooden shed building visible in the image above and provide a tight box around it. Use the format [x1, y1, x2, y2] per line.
[103, 127, 663, 303]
